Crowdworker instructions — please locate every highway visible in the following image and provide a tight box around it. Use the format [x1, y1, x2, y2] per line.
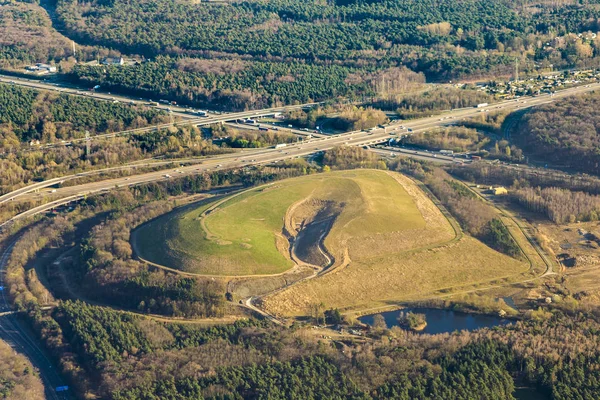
[0, 74, 202, 118]
[224, 122, 327, 138]
[2, 80, 600, 223]
[0, 77, 595, 394]
[0, 243, 69, 400]
[372, 146, 461, 164]
[0, 74, 322, 154]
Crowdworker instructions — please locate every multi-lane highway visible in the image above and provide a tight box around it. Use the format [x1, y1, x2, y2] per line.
[2, 80, 600, 223]
[0, 74, 322, 154]
[372, 146, 460, 164]
[0, 76, 598, 396]
[0, 243, 69, 400]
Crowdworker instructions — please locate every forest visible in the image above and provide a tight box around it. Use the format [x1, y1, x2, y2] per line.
[403, 126, 490, 152]
[53, 0, 600, 73]
[28, 0, 598, 109]
[514, 92, 600, 175]
[391, 87, 493, 118]
[0, 83, 168, 144]
[512, 186, 600, 224]
[449, 163, 600, 224]
[0, 339, 44, 400]
[68, 56, 368, 111]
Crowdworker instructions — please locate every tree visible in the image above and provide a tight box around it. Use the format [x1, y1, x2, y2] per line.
[41, 121, 56, 143]
[325, 308, 343, 325]
[372, 314, 387, 330]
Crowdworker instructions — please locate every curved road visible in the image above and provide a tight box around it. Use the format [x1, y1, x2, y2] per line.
[0, 243, 69, 400]
[2, 80, 599, 216]
[0, 79, 596, 389]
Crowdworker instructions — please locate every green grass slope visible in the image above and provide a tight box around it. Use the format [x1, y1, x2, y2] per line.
[135, 170, 428, 276]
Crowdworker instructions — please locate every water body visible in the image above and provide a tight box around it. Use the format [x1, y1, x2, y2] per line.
[359, 307, 511, 335]
[502, 296, 517, 310]
[293, 218, 333, 267]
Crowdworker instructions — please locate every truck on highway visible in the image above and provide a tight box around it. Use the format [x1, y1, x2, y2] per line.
[275, 143, 287, 149]
[259, 126, 269, 131]
[439, 150, 454, 155]
[245, 119, 256, 124]
[475, 103, 489, 108]
[196, 110, 207, 117]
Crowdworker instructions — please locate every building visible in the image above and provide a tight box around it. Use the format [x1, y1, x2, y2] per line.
[492, 186, 508, 196]
[101, 57, 124, 66]
[25, 63, 57, 74]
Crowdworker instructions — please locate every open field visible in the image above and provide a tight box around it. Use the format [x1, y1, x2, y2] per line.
[261, 173, 531, 316]
[133, 170, 437, 276]
[261, 235, 529, 316]
[534, 220, 600, 302]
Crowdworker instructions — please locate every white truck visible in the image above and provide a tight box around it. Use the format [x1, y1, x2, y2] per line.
[439, 150, 454, 155]
[275, 143, 287, 149]
[476, 103, 489, 108]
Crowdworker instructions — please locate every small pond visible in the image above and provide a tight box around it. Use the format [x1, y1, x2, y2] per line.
[359, 307, 511, 335]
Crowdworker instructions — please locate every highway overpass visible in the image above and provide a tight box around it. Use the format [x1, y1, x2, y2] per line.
[2, 80, 600, 226]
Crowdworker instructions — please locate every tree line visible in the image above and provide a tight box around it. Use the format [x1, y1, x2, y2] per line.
[450, 163, 600, 224]
[390, 157, 521, 257]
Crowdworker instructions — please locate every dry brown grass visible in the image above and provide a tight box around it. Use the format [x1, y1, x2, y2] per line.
[261, 236, 528, 316]
[261, 173, 529, 316]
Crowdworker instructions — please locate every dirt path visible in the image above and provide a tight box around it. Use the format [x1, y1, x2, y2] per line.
[347, 177, 558, 318]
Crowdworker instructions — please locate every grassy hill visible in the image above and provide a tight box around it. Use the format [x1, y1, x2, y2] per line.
[134, 170, 432, 276]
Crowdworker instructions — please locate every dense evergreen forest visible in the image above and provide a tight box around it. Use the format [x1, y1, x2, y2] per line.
[38, 299, 600, 399]
[32, 0, 600, 109]
[0, 83, 167, 143]
[54, 0, 600, 72]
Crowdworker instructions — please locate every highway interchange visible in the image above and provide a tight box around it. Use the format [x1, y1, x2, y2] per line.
[2, 78, 600, 222]
[0, 75, 599, 398]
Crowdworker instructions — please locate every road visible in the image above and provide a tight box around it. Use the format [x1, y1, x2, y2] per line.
[0, 243, 69, 400]
[0, 74, 202, 118]
[2, 80, 599, 224]
[224, 122, 327, 138]
[372, 146, 461, 164]
[0, 155, 217, 204]
[0, 74, 321, 154]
